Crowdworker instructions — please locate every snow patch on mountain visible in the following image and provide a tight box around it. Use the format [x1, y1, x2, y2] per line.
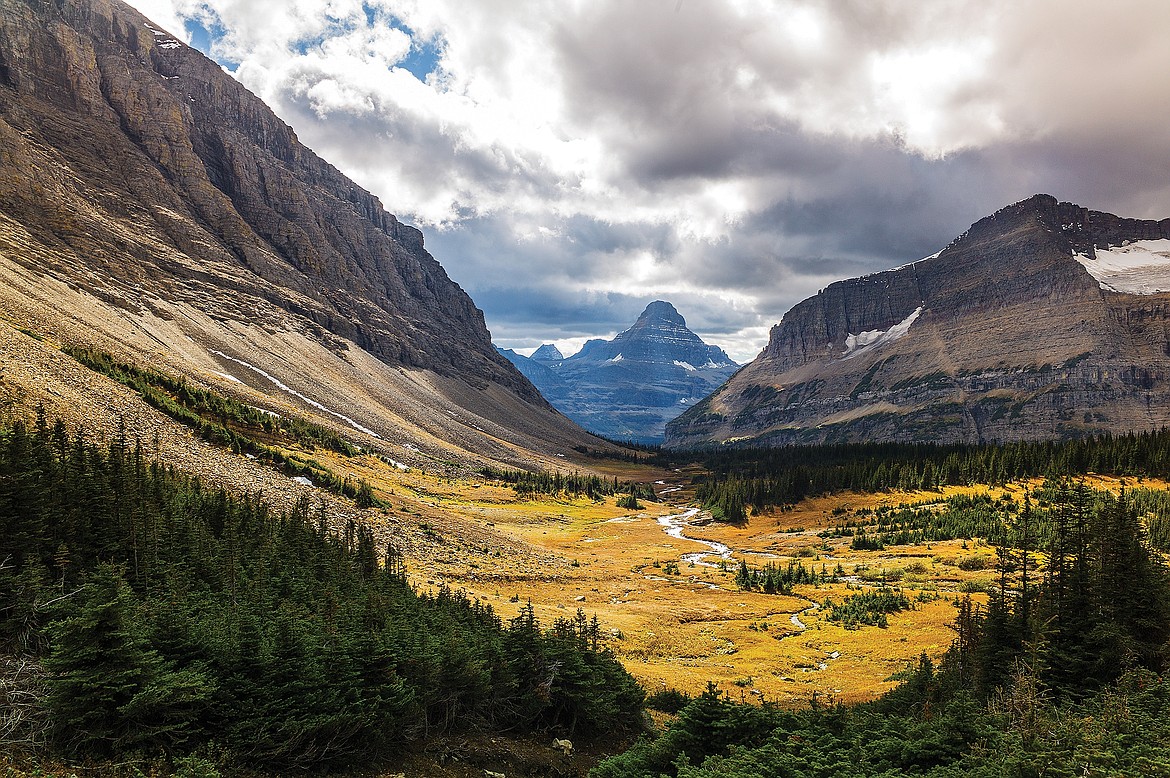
[841, 306, 924, 360]
[210, 350, 380, 438]
[674, 360, 696, 371]
[886, 248, 944, 274]
[1074, 239, 1170, 294]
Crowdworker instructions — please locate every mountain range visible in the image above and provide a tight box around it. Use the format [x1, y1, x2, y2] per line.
[500, 301, 738, 443]
[6, 0, 1170, 464]
[667, 194, 1170, 448]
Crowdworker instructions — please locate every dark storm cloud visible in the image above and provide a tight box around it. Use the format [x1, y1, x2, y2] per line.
[561, 215, 681, 259]
[470, 285, 645, 333]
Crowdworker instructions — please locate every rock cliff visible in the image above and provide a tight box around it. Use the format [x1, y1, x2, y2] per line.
[666, 195, 1170, 447]
[0, 0, 603, 466]
[531, 343, 564, 362]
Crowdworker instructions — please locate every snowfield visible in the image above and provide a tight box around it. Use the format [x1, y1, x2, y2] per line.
[1075, 239, 1170, 294]
[841, 306, 924, 359]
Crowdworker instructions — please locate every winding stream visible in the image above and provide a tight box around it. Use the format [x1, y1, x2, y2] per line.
[655, 507, 733, 568]
[651, 495, 823, 639]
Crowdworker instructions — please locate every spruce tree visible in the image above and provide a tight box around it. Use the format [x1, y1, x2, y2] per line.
[43, 564, 211, 756]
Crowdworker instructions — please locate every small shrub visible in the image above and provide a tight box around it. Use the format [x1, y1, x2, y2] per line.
[617, 493, 641, 510]
[957, 555, 991, 571]
[174, 755, 222, 778]
[644, 688, 690, 714]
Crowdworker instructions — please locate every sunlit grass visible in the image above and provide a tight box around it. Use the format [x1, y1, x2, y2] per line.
[303, 454, 1169, 706]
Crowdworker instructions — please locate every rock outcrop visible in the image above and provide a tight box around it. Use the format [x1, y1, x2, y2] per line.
[0, 0, 604, 466]
[503, 301, 738, 443]
[666, 195, 1170, 448]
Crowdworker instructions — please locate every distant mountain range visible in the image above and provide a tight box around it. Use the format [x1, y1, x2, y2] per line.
[667, 194, 1170, 448]
[500, 301, 738, 444]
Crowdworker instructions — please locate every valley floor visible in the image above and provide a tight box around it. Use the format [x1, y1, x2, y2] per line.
[341, 458, 1100, 707]
[6, 415, 1166, 778]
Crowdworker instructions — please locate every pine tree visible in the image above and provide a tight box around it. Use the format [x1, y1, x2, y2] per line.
[43, 564, 212, 756]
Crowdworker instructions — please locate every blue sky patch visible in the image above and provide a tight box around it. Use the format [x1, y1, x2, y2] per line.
[364, 3, 442, 81]
[397, 35, 442, 81]
[185, 17, 239, 71]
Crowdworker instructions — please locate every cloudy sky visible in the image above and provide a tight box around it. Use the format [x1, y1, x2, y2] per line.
[128, 0, 1170, 363]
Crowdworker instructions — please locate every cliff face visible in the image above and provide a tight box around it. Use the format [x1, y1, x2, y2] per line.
[0, 0, 532, 389]
[0, 0, 602, 466]
[666, 195, 1170, 448]
[502, 302, 738, 444]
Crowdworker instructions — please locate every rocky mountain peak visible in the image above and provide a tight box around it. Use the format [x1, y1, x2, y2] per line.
[497, 302, 739, 443]
[634, 300, 687, 328]
[963, 194, 1170, 260]
[531, 343, 564, 362]
[580, 301, 735, 368]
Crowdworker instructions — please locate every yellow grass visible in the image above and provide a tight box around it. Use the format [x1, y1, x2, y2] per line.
[299, 452, 1170, 706]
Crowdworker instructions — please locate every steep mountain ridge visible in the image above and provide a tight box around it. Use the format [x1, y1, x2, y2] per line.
[0, 0, 605, 467]
[502, 301, 738, 443]
[573, 300, 737, 368]
[667, 195, 1170, 447]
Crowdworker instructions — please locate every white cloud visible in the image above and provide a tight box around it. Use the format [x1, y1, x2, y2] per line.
[125, 0, 190, 38]
[123, 0, 1170, 362]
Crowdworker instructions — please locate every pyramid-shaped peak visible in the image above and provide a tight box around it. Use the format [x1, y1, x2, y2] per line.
[531, 343, 564, 362]
[637, 300, 686, 327]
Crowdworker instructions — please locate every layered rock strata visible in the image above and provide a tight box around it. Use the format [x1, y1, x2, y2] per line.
[666, 195, 1170, 447]
[0, 0, 603, 466]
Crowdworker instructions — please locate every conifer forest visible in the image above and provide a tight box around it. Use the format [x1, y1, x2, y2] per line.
[0, 413, 643, 772]
[6, 413, 1170, 776]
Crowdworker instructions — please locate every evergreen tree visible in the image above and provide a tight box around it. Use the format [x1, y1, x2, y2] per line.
[43, 564, 212, 756]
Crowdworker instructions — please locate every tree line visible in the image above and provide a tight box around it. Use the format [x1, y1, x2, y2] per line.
[63, 347, 382, 506]
[684, 429, 1170, 518]
[480, 465, 657, 502]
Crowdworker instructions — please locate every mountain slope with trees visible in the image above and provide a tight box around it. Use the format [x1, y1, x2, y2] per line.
[0, 414, 643, 772]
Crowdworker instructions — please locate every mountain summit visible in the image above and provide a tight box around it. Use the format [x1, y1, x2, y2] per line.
[531, 343, 564, 362]
[500, 302, 738, 443]
[667, 194, 1170, 448]
[571, 301, 736, 369]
